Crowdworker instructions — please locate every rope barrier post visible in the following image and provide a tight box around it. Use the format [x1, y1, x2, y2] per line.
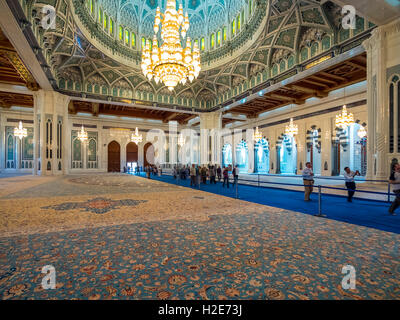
[318, 185, 322, 216]
[388, 183, 391, 203]
[314, 185, 326, 217]
[258, 174, 260, 187]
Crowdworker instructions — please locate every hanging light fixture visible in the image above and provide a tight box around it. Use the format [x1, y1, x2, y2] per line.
[253, 127, 262, 142]
[335, 105, 354, 130]
[141, 0, 201, 91]
[14, 121, 28, 140]
[131, 127, 143, 145]
[178, 133, 185, 147]
[78, 125, 88, 142]
[357, 125, 367, 139]
[285, 118, 298, 136]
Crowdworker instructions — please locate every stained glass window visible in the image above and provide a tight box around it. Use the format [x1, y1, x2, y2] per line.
[142, 37, 146, 49]
[103, 13, 108, 30]
[119, 26, 123, 41]
[110, 18, 114, 34]
[131, 32, 136, 47]
[211, 34, 215, 48]
[200, 38, 205, 51]
[217, 31, 221, 46]
[125, 29, 130, 45]
[237, 15, 241, 31]
[98, 8, 102, 24]
[223, 27, 227, 41]
[232, 20, 236, 35]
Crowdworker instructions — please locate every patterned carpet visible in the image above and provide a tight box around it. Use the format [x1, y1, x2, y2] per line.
[0, 174, 399, 300]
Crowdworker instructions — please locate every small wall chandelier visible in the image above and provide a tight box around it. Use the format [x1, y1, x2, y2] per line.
[357, 125, 367, 139]
[285, 118, 298, 137]
[141, 0, 201, 91]
[78, 125, 88, 142]
[253, 127, 262, 142]
[131, 127, 143, 145]
[14, 121, 27, 140]
[178, 133, 185, 147]
[335, 105, 354, 130]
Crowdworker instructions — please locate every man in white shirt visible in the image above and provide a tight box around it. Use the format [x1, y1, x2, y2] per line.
[344, 167, 360, 202]
[302, 162, 314, 201]
[389, 163, 400, 215]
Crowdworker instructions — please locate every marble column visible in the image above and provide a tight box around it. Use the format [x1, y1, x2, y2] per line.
[363, 18, 400, 180]
[200, 112, 222, 165]
[33, 90, 70, 175]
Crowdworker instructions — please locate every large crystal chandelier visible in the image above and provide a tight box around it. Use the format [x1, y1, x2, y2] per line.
[285, 118, 298, 136]
[14, 121, 27, 140]
[335, 105, 354, 130]
[253, 127, 262, 142]
[141, 0, 201, 91]
[78, 125, 88, 142]
[131, 127, 143, 145]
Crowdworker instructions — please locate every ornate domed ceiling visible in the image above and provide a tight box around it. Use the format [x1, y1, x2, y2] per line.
[100, 0, 246, 41]
[24, 0, 374, 111]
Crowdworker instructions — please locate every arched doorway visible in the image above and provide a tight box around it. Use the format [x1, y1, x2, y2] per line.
[278, 135, 297, 174]
[236, 140, 249, 173]
[336, 123, 367, 176]
[126, 142, 138, 172]
[144, 142, 154, 167]
[306, 128, 321, 175]
[222, 143, 232, 168]
[254, 138, 269, 174]
[108, 141, 120, 172]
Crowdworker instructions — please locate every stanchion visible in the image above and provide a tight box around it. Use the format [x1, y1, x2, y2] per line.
[314, 185, 326, 217]
[258, 174, 260, 187]
[388, 183, 391, 203]
[235, 178, 238, 199]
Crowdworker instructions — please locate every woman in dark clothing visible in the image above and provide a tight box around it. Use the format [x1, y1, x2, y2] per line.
[217, 166, 222, 182]
[222, 167, 229, 188]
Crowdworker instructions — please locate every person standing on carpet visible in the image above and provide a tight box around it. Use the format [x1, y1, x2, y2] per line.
[190, 164, 196, 187]
[344, 167, 360, 202]
[201, 166, 208, 184]
[389, 163, 400, 215]
[222, 167, 229, 188]
[217, 165, 222, 182]
[209, 165, 216, 184]
[302, 162, 314, 201]
[232, 165, 239, 186]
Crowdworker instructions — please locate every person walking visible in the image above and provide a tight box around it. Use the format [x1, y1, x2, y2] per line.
[389, 163, 400, 215]
[196, 165, 201, 187]
[222, 166, 229, 188]
[217, 166, 222, 182]
[232, 165, 239, 186]
[190, 164, 196, 187]
[302, 162, 314, 201]
[201, 166, 208, 184]
[209, 166, 216, 184]
[344, 167, 360, 202]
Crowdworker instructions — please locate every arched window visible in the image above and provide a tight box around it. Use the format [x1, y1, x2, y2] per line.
[223, 27, 227, 41]
[232, 20, 236, 35]
[311, 42, 319, 57]
[119, 26, 123, 41]
[279, 60, 286, 73]
[210, 33, 215, 49]
[322, 35, 331, 51]
[300, 47, 308, 62]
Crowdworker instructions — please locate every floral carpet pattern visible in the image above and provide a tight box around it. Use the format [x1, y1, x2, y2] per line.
[0, 174, 399, 300]
[42, 197, 147, 214]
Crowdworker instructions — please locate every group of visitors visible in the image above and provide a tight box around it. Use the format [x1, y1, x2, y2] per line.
[302, 162, 361, 203]
[172, 164, 239, 188]
[144, 165, 162, 179]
